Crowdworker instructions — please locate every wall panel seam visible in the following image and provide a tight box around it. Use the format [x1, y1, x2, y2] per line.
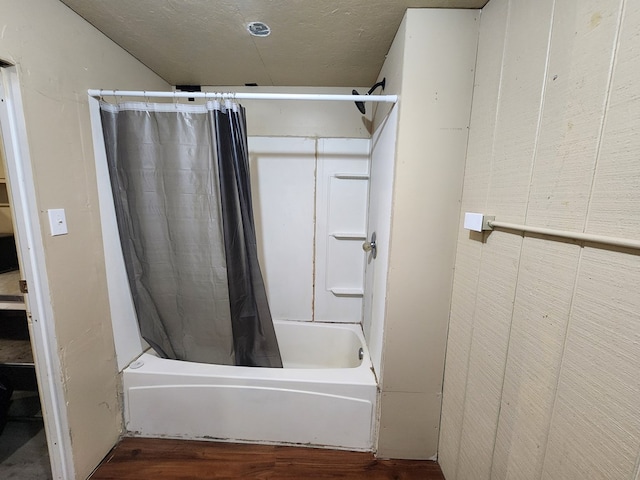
[581, 0, 627, 235]
[633, 451, 640, 480]
[536, 238, 585, 480]
[537, 239, 587, 480]
[452, 236, 484, 479]
[522, 0, 556, 227]
[311, 138, 318, 322]
[453, 2, 512, 477]
[488, 0, 557, 477]
[437, 10, 482, 462]
[480, 3, 510, 214]
[452, 223, 484, 477]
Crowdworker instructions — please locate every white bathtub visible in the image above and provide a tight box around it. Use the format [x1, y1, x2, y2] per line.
[122, 320, 378, 450]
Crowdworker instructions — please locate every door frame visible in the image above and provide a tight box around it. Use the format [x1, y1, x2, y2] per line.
[0, 65, 74, 479]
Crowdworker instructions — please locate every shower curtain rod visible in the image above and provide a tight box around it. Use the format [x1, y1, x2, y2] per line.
[87, 89, 398, 104]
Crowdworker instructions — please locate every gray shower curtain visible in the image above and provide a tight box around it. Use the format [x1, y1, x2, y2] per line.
[100, 101, 282, 367]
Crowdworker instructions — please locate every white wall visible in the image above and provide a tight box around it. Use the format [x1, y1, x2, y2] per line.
[440, 0, 640, 479]
[250, 136, 371, 324]
[225, 136, 372, 325]
[372, 9, 479, 459]
[314, 138, 370, 323]
[249, 137, 316, 322]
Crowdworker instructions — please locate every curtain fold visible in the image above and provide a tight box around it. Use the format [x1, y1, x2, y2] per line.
[100, 101, 282, 367]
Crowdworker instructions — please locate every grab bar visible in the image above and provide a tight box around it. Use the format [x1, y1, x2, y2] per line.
[489, 220, 640, 250]
[464, 213, 640, 251]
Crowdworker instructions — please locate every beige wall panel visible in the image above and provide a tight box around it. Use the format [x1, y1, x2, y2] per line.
[443, 0, 640, 478]
[455, 232, 521, 480]
[457, 0, 509, 213]
[587, 1, 640, 238]
[490, 3, 623, 477]
[542, 248, 640, 479]
[438, 237, 483, 477]
[454, 1, 555, 478]
[489, 1, 621, 472]
[485, 0, 554, 223]
[440, 4, 510, 468]
[376, 9, 479, 459]
[60, 324, 121, 458]
[22, 94, 114, 348]
[377, 391, 443, 459]
[381, 130, 473, 394]
[491, 238, 579, 479]
[526, 0, 622, 230]
[382, 8, 478, 395]
[1, 1, 169, 477]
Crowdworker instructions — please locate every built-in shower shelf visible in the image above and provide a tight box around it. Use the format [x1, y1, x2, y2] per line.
[333, 173, 370, 180]
[330, 233, 367, 241]
[329, 288, 364, 297]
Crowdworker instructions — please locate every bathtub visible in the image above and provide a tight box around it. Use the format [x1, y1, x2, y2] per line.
[122, 320, 378, 450]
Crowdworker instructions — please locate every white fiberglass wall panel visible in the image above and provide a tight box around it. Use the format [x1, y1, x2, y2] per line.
[314, 138, 370, 323]
[249, 137, 316, 322]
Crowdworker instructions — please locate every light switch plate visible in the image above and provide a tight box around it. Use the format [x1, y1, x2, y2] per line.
[48, 208, 68, 236]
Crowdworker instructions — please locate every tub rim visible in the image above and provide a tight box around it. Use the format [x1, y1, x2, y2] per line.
[124, 320, 378, 387]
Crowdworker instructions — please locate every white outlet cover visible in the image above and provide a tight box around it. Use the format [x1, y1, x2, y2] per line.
[47, 208, 68, 236]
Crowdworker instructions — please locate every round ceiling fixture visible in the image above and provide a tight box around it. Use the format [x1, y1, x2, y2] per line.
[247, 22, 271, 37]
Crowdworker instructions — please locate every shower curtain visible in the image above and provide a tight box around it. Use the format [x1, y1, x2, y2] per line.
[100, 101, 282, 367]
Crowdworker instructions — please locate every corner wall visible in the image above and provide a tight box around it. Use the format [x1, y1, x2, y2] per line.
[0, 1, 168, 477]
[440, 0, 640, 478]
[373, 9, 479, 458]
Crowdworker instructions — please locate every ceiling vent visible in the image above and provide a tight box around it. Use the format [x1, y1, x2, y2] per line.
[247, 22, 271, 37]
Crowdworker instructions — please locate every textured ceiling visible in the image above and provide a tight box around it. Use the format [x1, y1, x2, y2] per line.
[60, 0, 488, 87]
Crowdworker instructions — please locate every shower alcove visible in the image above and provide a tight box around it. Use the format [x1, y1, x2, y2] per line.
[90, 95, 398, 451]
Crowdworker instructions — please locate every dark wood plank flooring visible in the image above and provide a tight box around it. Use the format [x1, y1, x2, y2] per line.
[90, 437, 445, 479]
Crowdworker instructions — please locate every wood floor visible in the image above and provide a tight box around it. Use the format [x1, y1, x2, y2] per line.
[90, 437, 445, 479]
